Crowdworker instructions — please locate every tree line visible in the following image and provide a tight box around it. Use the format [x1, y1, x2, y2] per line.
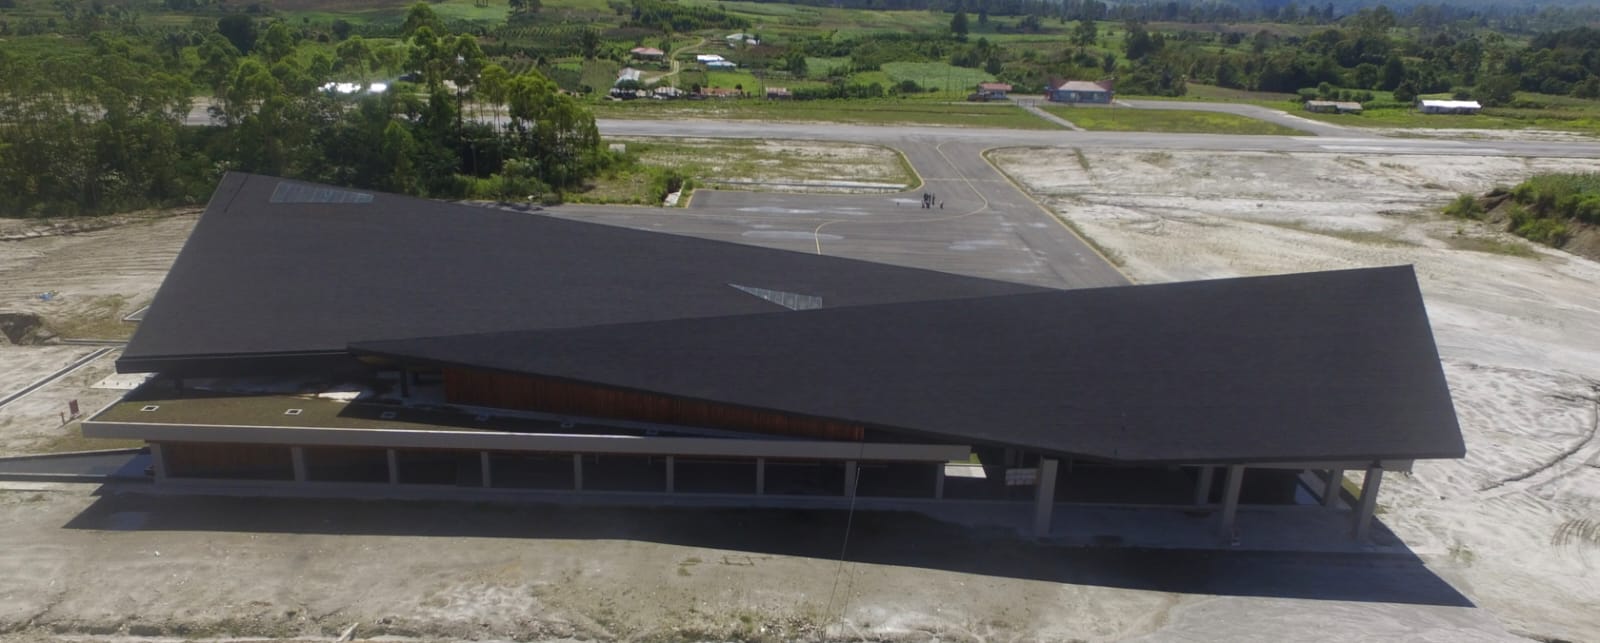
[0, 3, 611, 217]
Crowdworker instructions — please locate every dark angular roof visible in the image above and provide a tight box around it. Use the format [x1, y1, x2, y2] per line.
[353, 266, 1465, 464]
[119, 173, 1045, 374]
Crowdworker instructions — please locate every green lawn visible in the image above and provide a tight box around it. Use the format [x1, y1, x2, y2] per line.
[592, 98, 1061, 130]
[881, 61, 995, 93]
[805, 57, 851, 79]
[1045, 105, 1301, 135]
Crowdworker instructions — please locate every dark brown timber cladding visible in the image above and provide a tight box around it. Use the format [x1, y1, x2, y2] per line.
[161, 442, 294, 480]
[443, 368, 864, 441]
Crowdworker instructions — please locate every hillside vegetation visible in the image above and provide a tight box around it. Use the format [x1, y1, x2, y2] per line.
[1449, 173, 1600, 259]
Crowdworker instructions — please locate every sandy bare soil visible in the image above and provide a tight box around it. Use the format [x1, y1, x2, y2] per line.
[0, 212, 195, 456]
[0, 210, 197, 340]
[991, 147, 1600, 642]
[2, 150, 1595, 640]
[624, 136, 913, 193]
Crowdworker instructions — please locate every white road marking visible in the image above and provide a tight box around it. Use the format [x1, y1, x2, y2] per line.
[1318, 144, 1505, 154]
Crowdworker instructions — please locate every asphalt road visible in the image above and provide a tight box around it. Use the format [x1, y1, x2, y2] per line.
[550, 137, 1129, 290]
[597, 118, 1600, 158]
[551, 118, 1600, 290]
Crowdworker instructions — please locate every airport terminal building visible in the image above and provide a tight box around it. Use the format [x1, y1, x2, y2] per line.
[85, 173, 1467, 540]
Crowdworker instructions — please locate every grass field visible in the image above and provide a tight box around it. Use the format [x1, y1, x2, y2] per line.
[1044, 105, 1301, 135]
[592, 98, 1059, 129]
[881, 61, 995, 92]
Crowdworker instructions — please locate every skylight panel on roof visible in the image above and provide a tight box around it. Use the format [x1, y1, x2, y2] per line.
[270, 182, 374, 204]
[729, 284, 823, 311]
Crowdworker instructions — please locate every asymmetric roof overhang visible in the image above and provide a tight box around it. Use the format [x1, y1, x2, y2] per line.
[122, 173, 1465, 465]
[118, 173, 1045, 375]
[353, 266, 1465, 465]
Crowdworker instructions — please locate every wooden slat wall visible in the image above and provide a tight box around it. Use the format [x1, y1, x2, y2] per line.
[162, 441, 295, 479]
[443, 368, 864, 441]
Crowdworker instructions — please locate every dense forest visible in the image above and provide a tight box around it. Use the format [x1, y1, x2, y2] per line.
[0, 3, 609, 216]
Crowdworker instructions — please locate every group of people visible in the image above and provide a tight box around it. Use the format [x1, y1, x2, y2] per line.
[921, 192, 943, 209]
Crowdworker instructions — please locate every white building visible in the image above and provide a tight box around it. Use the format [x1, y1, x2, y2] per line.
[1417, 99, 1481, 114]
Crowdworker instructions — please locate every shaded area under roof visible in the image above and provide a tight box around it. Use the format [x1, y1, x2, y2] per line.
[120, 173, 1046, 375]
[353, 266, 1464, 465]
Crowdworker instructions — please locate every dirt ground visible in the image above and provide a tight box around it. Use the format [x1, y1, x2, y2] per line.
[991, 147, 1600, 642]
[0, 210, 194, 456]
[0, 153, 1593, 640]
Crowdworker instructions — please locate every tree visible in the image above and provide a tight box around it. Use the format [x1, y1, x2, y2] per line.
[380, 120, 417, 194]
[950, 10, 968, 38]
[1124, 22, 1154, 60]
[1072, 19, 1096, 47]
[1353, 62, 1379, 89]
[194, 33, 242, 98]
[1379, 54, 1405, 91]
[1215, 57, 1239, 88]
[1475, 74, 1517, 106]
[335, 36, 376, 81]
[579, 29, 600, 59]
[217, 14, 257, 54]
[1393, 79, 1418, 103]
[785, 52, 807, 76]
[401, 2, 443, 40]
[331, 19, 352, 41]
[255, 22, 295, 65]
[1574, 76, 1600, 99]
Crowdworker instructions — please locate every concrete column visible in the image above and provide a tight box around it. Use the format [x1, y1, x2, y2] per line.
[1193, 466, 1214, 506]
[1353, 467, 1384, 541]
[756, 458, 765, 495]
[149, 443, 168, 482]
[1033, 458, 1059, 538]
[386, 449, 399, 484]
[291, 446, 307, 483]
[1323, 468, 1344, 508]
[665, 456, 675, 493]
[573, 454, 584, 491]
[844, 460, 858, 497]
[934, 464, 946, 499]
[1217, 464, 1244, 538]
[480, 452, 492, 488]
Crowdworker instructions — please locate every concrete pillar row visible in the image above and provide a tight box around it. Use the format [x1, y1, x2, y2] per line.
[480, 452, 492, 488]
[386, 449, 399, 484]
[1217, 464, 1244, 539]
[665, 455, 675, 493]
[1033, 458, 1059, 538]
[1193, 465, 1215, 506]
[755, 457, 765, 495]
[150, 443, 168, 482]
[573, 454, 584, 491]
[1323, 468, 1344, 508]
[290, 446, 307, 483]
[1353, 466, 1384, 541]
